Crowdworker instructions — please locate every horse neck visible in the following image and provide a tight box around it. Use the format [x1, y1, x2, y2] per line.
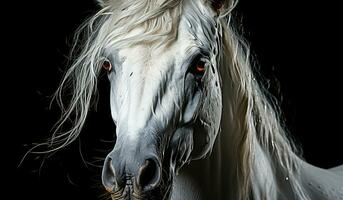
[175, 111, 309, 200]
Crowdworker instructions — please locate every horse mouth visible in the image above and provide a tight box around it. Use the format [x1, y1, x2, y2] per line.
[109, 181, 172, 200]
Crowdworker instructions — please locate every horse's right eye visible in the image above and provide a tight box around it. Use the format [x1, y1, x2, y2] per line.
[190, 58, 207, 80]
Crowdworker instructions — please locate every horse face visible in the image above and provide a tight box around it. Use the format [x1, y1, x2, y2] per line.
[101, 1, 223, 199]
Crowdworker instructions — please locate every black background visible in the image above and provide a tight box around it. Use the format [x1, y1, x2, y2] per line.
[7, 0, 342, 199]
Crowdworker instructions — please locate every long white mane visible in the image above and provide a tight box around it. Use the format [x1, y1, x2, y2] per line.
[43, 0, 310, 199]
[220, 23, 309, 199]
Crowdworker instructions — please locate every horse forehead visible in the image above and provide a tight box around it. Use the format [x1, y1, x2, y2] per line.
[118, 45, 169, 65]
[117, 42, 191, 72]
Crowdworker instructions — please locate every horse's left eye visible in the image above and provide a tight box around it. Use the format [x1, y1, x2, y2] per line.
[191, 58, 206, 80]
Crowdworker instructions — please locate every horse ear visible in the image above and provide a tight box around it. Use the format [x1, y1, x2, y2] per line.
[208, 0, 236, 14]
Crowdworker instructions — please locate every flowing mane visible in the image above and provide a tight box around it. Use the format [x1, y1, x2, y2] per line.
[220, 23, 309, 199]
[32, 0, 335, 199]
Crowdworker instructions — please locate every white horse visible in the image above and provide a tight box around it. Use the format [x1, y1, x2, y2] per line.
[48, 0, 343, 199]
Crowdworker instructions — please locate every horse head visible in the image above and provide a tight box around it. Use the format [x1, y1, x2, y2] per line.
[96, 0, 233, 198]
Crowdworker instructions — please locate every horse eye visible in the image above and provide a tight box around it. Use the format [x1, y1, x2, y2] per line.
[102, 60, 112, 71]
[191, 58, 206, 80]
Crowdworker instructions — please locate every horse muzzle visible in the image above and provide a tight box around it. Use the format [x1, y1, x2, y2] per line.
[101, 126, 195, 199]
[102, 149, 163, 192]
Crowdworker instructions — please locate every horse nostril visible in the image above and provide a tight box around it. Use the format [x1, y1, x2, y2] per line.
[102, 156, 116, 192]
[137, 158, 161, 190]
